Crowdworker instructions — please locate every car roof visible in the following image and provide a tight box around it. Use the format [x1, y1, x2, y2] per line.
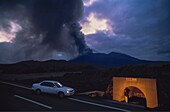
[42, 80, 59, 83]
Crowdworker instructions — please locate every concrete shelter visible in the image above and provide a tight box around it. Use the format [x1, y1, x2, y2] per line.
[106, 77, 158, 108]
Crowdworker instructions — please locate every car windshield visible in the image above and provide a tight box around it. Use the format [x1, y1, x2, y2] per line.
[54, 82, 63, 88]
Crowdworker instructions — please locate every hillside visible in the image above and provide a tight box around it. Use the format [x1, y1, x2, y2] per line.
[70, 52, 157, 67]
[0, 52, 167, 74]
[0, 60, 95, 74]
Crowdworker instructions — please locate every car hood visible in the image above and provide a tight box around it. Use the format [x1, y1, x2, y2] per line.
[60, 86, 74, 90]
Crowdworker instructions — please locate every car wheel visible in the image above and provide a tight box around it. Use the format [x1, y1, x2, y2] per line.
[35, 89, 41, 95]
[58, 92, 64, 98]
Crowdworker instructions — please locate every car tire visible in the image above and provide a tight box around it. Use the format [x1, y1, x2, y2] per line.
[35, 89, 41, 95]
[58, 92, 64, 98]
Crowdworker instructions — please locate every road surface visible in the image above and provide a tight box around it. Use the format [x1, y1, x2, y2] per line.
[0, 81, 146, 111]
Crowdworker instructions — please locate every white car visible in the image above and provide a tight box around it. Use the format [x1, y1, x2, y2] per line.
[32, 80, 75, 98]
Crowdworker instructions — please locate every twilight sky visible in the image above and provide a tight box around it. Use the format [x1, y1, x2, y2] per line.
[81, 0, 170, 61]
[0, 0, 170, 63]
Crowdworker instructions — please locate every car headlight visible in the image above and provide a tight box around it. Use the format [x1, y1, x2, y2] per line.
[66, 90, 70, 94]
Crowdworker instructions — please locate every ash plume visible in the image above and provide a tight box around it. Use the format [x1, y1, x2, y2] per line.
[0, 0, 92, 63]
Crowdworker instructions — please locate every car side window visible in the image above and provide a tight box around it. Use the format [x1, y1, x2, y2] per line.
[40, 82, 55, 87]
[40, 82, 48, 86]
[48, 82, 55, 87]
[54, 83, 61, 88]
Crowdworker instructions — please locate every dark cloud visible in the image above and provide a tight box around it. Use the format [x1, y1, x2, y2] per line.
[83, 0, 170, 61]
[0, 0, 91, 63]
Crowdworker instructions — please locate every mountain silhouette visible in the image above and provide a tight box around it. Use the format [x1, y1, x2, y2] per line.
[70, 52, 154, 67]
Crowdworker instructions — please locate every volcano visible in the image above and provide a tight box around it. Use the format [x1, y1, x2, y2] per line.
[70, 52, 155, 67]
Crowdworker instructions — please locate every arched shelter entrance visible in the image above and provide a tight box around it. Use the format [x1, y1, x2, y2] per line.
[112, 77, 158, 108]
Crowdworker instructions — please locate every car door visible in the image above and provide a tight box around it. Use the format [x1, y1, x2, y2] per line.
[47, 82, 57, 94]
[40, 82, 51, 93]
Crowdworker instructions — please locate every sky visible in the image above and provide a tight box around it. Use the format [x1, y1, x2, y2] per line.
[0, 0, 170, 63]
[81, 0, 170, 61]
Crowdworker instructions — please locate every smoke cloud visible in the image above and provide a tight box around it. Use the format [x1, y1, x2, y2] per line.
[0, 0, 92, 63]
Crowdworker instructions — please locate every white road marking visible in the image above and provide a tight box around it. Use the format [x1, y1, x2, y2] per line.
[0, 81, 31, 90]
[14, 95, 52, 109]
[68, 98, 131, 112]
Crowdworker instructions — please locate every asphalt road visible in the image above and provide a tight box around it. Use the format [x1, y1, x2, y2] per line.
[0, 81, 146, 111]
